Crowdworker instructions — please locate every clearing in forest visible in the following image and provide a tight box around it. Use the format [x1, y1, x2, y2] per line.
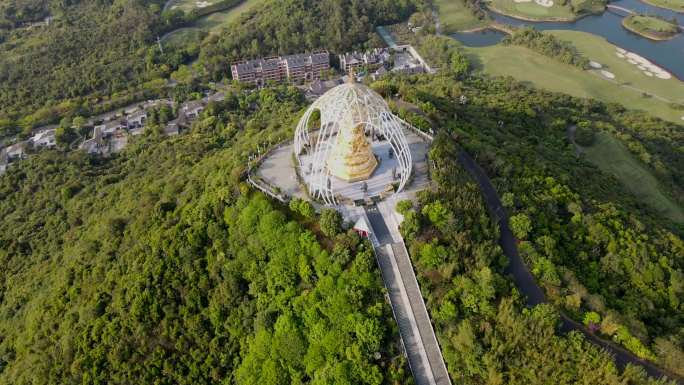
[193, 0, 264, 33]
[161, 0, 262, 46]
[434, 0, 488, 32]
[582, 132, 684, 224]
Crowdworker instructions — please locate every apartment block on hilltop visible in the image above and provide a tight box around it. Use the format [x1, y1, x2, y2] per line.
[231, 51, 330, 86]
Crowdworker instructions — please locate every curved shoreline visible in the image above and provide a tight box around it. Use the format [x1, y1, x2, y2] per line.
[456, 150, 684, 384]
[479, 7, 684, 82]
[457, 22, 515, 34]
[621, 17, 680, 40]
[639, 0, 684, 13]
[484, 3, 593, 22]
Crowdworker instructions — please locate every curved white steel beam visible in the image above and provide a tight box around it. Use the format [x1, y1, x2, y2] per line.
[293, 82, 414, 206]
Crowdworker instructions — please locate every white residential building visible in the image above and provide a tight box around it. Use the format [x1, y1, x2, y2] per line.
[29, 129, 57, 148]
[95, 120, 126, 138]
[182, 101, 205, 119]
[127, 111, 147, 128]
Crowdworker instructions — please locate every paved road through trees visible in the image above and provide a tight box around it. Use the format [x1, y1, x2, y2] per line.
[457, 150, 683, 384]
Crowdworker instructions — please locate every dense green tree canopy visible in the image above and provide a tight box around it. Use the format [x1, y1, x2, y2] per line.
[380, 65, 683, 379]
[0, 86, 409, 385]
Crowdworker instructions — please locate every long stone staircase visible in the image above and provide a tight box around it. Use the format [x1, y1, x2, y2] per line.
[366, 206, 451, 385]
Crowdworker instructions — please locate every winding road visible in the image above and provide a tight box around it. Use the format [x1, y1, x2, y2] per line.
[456, 150, 683, 384]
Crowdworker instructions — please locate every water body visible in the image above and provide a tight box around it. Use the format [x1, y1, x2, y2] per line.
[452, 29, 509, 46]
[451, 0, 684, 79]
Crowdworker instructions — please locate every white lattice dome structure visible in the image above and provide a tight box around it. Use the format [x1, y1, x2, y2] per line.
[294, 81, 412, 205]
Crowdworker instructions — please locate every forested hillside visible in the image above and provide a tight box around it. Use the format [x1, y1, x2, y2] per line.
[0, 0, 50, 27]
[400, 135, 673, 384]
[1, 1, 682, 383]
[0, 86, 409, 384]
[1, 67, 681, 384]
[0, 0, 167, 128]
[0, 0, 423, 137]
[374, 61, 683, 378]
[197, 0, 419, 79]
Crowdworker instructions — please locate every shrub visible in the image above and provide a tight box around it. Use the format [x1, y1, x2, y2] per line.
[574, 123, 596, 146]
[582, 311, 601, 326]
[509, 213, 532, 240]
[289, 198, 315, 218]
[396, 200, 414, 216]
[320, 208, 342, 237]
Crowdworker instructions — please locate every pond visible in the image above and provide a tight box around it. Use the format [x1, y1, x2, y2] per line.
[452, 28, 509, 47]
[451, 0, 684, 79]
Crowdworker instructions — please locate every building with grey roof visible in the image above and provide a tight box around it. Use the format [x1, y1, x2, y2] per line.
[231, 51, 330, 86]
[339, 48, 391, 73]
[127, 111, 147, 128]
[29, 128, 57, 148]
[94, 120, 127, 138]
[5, 142, 27, 161]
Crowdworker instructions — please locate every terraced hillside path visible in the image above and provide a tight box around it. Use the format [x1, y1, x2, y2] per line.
[365, 206, 451, 385]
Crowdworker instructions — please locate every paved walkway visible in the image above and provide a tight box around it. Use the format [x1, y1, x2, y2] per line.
[366, 206, 451, 385]
[256, 128, 430, 203]
[606, 4, 635, 15]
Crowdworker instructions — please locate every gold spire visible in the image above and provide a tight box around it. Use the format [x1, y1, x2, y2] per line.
[326, 122, 378, 183]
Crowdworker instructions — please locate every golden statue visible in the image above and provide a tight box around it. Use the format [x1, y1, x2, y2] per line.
[327, 122, 378, 182]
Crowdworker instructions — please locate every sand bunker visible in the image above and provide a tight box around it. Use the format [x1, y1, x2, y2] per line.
[615, 49, 672, 79]
[589, 60, 603, 69]
[535, 0, 554, 6]
[626, 52, 648, 64]
[196, 1, 210, 7]
[681, 116, 684, 121]
[514, 0, 532, 3]
[600, 70, 616, 79]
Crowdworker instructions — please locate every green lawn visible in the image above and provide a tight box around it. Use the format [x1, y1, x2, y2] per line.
[161, 0, 261, 69]
[194, 0, 263, 33]
[582, 132, 684, 223]
[434, 0, 488, 32]
[552, 30, 684, 102]
[485, 0, 577, 20]
[623, 15, 680, 39]
[642, 0, 684, 12]
[462, 30, 684, 123]
[161, 27, 205, 46]
[628, 15, 678, 33]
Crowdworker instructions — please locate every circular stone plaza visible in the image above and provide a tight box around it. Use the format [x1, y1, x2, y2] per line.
[252, 77, 432, 208]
